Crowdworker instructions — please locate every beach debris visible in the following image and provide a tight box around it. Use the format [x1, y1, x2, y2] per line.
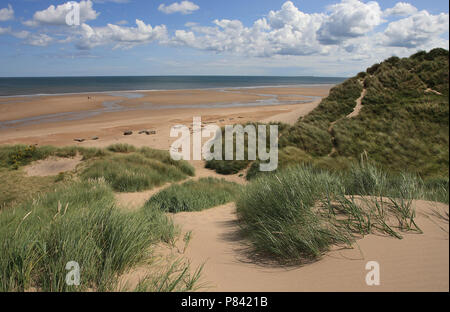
[123, 130, 133, 136]
[229, 118, 234, 120]
[91, 136, 99, 140]
[219, 119, 225, 122]
[73, 138, 85, 142]
[138, 130, 157, 135]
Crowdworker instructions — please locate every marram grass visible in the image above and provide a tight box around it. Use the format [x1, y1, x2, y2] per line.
[236, 163, 436, 264]
[0, 179, 179, 292]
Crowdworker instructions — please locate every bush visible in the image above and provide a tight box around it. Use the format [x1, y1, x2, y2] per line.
[107, 143, 137, 153]
[205, 122, 287, 175]
[145, 178, 239, 213]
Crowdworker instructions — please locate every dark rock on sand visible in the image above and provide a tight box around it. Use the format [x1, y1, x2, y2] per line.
[139, 130, 156, 135]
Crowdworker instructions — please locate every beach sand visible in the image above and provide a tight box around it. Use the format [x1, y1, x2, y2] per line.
[1, 84, 448, 292]
[169, 200, 448, 292]
[0, 85, 326, 148]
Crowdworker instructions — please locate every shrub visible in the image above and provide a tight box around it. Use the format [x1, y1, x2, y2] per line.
[145, 178, 239, 213]
[107, 143, 137, 153]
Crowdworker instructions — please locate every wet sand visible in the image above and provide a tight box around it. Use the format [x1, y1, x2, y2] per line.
[0, 85, 329, 148]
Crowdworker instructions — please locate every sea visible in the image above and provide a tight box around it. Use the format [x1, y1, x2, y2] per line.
[0, 76, 345, 97]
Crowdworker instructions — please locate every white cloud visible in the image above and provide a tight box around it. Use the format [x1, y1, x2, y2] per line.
[93, 0, 130, 3]
[0, 26, 11, 35]
[317, 0, 384, 44]
[25, 34, 54, 47]
[23, 0, 99, 27]
[158, 1, 199, 15]
[76, 19, 168, 49]
[382, 10, 449, 48]
[172, 2, 328, 57]
[2, 29, 54, 46]
[12, 30, 30, 39]
[2, 0, 448, 70]
[170, 0, 448, 61]
[0, 4, 14, 22]
[384, 2, 418, 17]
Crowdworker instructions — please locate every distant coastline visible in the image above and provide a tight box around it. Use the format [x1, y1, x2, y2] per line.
[0, 76, 346, 97]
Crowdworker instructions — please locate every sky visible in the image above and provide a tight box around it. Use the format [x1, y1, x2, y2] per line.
[0, 0, 448, 77]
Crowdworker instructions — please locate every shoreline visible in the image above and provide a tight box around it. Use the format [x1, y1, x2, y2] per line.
[0, 83, 337, 99]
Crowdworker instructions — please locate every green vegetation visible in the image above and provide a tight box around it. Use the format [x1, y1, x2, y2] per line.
[0, 179, 181, 291]
[0, 144, 195, 195]
[0, 168, 58, 209]
[205, 121, 289, 175]
[236, 163, 435, 263]
[206, 49, 449, 184]
[81, 152, 191, 192]
[0, 143, 203, 292]
[1, 48, 448, 291]
[145, 177, 239, 213]
[0, 144, 111, 170]
[282, 48, 449, 180]
[133, 258, 205, 292]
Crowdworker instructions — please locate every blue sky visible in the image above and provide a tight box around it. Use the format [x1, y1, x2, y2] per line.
[0, 0, 448, 77]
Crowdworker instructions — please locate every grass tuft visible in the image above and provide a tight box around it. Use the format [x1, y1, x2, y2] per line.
[0, 179, 177, 292]
[145, 177, 239, 213]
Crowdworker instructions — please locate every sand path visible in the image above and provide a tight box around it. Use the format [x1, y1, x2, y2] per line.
[347, 88, 367, 118]
[328, 87, 366, 156]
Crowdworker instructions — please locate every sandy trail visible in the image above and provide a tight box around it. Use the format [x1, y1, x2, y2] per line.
[328, 87, 367, 156]
[347, 88, 367, 118]
[169, 201, 448, 292]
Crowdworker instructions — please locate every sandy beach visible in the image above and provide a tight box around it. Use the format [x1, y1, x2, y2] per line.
[1, 84, 448, 292]
[0, 85, 328, 148]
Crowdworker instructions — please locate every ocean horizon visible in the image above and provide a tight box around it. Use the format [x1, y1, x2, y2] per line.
[0, 76, 346, 97]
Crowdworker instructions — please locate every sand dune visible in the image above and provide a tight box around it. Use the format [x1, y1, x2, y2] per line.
[170, 201, 448, 292]
[2, 84, 448, 292]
